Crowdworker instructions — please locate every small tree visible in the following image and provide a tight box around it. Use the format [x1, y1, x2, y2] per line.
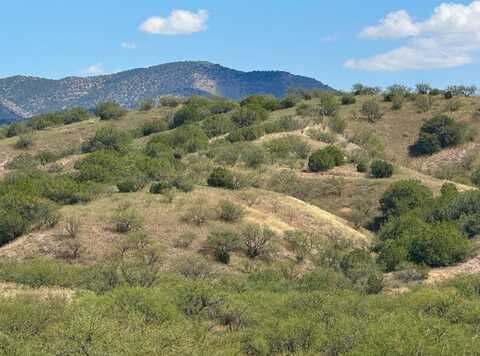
[15, 133, 33, 150]
[471, 169, 480, 186]
[207, 167, 237, 189]
[239, 224, 276, 259]
[112, 206, 142, 233]
[361, 98, 383, 122]
[284, 230, 316, 263]
[206, 230, 240, 264]
[415, 94, 433, 113]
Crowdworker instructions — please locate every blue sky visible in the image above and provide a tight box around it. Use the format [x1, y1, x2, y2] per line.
[1, 0, 479, 90]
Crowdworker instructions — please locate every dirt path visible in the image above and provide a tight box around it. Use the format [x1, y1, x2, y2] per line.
[426, 255, 480, 285]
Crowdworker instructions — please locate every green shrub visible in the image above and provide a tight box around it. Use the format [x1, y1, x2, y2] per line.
[308, 145, 343, 172]
[82, 127, 132, 154]
[306, 128, 336, 143]
[341, 95, 356, 105]
[139, 98, 155, 111]
[207, 167, 237, 189]
[295, 102, 318, 117]
[159, 96, 183, 107]
[240, 144, 269, 168]
[318, 93, 339, 117]
[112, 206, 142, 233]
[15, 134, 33, 150]
[415, 94, 433, 113]
[5, 153, 39, 170]
[361, 98, 383, 122]
[323, 145, 344, 165]
[201, 115, 234, 138]
[231, 106, 268, 127]
[370, 160, 393, 178]
[95, 102, 127, 120]
[44, 175, 100, 204]
[206, 229, 240, 264]
[356, 160, 368, 173]
[117, 177, 146, 193]
[228, 125, 264, 142]
[217, 200, 246, 222]
[75, 150, 127, 183]
[308, 149, 335, 172]
[471, 169, 480, 186]
[149, 181, 173, 194]
[264, 137, 311, 161]
[240, 95, 279, 111]
[239, 224, 277, 259]
[391, 95, 403, 110]
[410, 115, 467, 156]
[327, 115, 347, 134]
[139, 120, 167, 137]
[173, 231, 197, 249]
[445, 98, 462, 112]
[380, 180, 433, 217]
[172, 104, 206, 128]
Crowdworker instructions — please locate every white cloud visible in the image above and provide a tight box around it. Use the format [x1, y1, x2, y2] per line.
[346, 1, 480, 71]
[139, 9, 208, 35]
[359, 10, 419, 39]
[82, 63, 106, 76]
[121, 42, 137, 50]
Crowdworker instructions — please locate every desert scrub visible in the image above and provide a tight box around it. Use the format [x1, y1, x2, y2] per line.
[217, 200, 246, 222]
[112, 205, 143, 233]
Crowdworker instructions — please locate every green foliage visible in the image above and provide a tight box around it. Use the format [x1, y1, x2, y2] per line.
[308, 145, 344, 172]
[217, 200, 245, 222]
[207, 167, 237, 189]
[139, 98, 155, 111]
[361, 98, 383, 122]
[159, 96, 183, 107]
[380, 180, 433, 217]
[239, 223, 277, 259]
[391, 95, 403, 110]
[112, 206, 143, 233]
[370, 160, 394, 178]
[95, 101, 128, 120]
[138, 120, 168, 137]
[410, 115, 469, 156]
[327, 115, 347, 133]
[24, 107, 91, 131]
[415, 94, 433, 113]
[171, 103, 207, 128]
[149, 124, 208, 154]
[240, 95, 279, 111]
[201, 115, 234, 138]
[227, 125, 265, 143]
[117, 176, 146, 193]
[318, 93, 339, 117]
[14, 133, 33, 149]
[82, 127, 132, 154]
[472, 168, 480, 186]
[231, 105, 268, 127]
[206, 229, 240, 264]
[264, 136, 311, 161]
[341, 95, 356, 105]
[239, 144, 268, 168]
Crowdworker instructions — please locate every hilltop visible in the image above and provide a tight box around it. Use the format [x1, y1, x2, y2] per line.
[0, 61, 333, 121]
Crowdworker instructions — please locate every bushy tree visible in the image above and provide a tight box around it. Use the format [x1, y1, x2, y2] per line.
[206, 229, 240, 264]
[410, 115, 467, 156]
[380, 180, 433, 217]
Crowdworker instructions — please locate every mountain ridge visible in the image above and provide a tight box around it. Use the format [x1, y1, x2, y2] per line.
[0, 61, 334, 122]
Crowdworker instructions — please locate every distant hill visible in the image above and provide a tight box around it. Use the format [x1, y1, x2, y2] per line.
[0, 61, 334, 121]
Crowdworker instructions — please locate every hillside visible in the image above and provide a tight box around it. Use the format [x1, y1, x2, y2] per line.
[0, 61, 333, 121]
[0, 91, 479, 354]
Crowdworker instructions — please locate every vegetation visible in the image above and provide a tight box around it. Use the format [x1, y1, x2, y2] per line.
[1, 87, 480, 354]
[95, 101, 128, 120]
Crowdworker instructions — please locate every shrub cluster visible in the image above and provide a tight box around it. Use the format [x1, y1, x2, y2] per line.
[409, 115, 472, 156]
[308, 145, 344, 172]
[95, 102, 128, 120]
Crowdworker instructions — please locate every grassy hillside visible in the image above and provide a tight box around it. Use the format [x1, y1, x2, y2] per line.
[0, 91, 479, 354]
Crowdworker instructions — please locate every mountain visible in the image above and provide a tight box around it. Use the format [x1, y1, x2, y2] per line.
[0, 61, 334, 121]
